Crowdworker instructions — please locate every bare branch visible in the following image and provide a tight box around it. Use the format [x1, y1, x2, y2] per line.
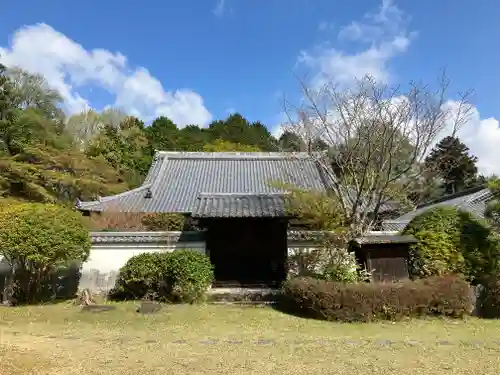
[281, 72, 474, 235]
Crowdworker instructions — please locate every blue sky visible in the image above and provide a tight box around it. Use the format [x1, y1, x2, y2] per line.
[1, 0, 500, 173]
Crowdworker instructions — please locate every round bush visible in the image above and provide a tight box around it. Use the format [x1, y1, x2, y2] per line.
[402, 206, 500, 282]
[477, 274, 500, 318]
[111, 252, 171, 300]
[0, 203, 91, 304]
[165, 250, 214, 303]
[111, 250, 214, 303]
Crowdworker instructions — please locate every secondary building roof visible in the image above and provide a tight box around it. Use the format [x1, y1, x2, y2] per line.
[382, 186, 494, 231]
[192, 193, 290, 218]
[76, 151, 332, 215]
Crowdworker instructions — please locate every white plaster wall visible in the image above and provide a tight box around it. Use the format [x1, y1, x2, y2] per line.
[79, 242, 205, 294]
[84, 243, 205, 274]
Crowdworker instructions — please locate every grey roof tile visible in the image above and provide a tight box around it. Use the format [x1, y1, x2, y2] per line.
[192, 193, 289, 218]
[381, 187, 494, 231]
[77, 152, 331, 215]
[352, 234, 418, 246]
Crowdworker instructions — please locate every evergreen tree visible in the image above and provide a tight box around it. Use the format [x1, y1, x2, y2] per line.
[424, 136, 478, 195]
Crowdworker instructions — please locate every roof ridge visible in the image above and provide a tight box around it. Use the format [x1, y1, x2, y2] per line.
[155, 151, 318, 159]
[197, 192, 290, 198]
[465, 188, 492, 204]
[414, 185, 488, 209]
[76, 184, 151, 208]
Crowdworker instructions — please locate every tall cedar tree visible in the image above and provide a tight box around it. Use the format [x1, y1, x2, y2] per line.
[425, 136, 478, 195]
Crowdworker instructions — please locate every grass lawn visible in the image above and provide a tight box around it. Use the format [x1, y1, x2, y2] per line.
[1, 303, 500, 375]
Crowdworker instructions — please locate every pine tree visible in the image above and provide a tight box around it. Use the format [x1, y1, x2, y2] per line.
[425, 136, 479, 195]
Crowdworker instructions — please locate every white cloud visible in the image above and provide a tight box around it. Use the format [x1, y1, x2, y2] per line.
[0, 23, 212, 126]
[287, 0, 500, 175]
[298, 0, 415, 88]
[213, 0, 226, 17]
[441, 100, 500, 176]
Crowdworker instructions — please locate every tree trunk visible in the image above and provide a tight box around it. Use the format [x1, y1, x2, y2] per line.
[2, 266, 15, 306]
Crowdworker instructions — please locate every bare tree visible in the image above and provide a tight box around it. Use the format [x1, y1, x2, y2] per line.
[281, 73, 474, 235]
[7, 67, 64, 120]
[65, 107, 127, 148]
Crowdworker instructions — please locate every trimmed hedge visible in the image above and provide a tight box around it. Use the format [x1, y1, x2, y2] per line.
[110, 250, 214, 303]
[280, 275, 473, 322]
[402, 206, 500, 282]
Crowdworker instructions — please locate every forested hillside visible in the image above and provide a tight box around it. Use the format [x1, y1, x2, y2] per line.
[0, 64, 311, 205]
[0, 64, 485, 208]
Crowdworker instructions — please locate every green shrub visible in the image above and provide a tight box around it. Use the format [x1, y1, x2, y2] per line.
[402, 206, 500, 282]
[111, 250, 213, 303]
[0, 203, 91, 305]
[111, 252, 171, 300]
[280, 275, 473, 322]
[477, 274, 500, 318]
[141, 213, 186, 231]
[165, 250, 214, 303]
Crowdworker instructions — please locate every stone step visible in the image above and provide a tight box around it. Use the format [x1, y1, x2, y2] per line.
[207, 287, 281, 304]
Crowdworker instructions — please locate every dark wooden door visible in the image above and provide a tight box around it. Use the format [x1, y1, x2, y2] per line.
[206, 218, 287, 287]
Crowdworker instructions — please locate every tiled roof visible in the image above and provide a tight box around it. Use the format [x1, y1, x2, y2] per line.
[351, 235, 417, 246]
[90, 231, 205, 244]
[90, 230, 338, 244]
[192, 193, 289, 218]
[381, 187, 493, 232]
[77, 151, 331, 215]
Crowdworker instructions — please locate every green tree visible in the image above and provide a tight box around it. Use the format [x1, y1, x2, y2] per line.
[208, 113, 278, 151]
[177, 125, 210, 151]
[279, 131, 306, 151]
[0, 202, 91, 304]
[425, 136, 479, 195]
[145, 116, 180, 151]
[202, 139, 261, 152]
[85, 116, 153, 187]
[403, 206, 499, 282]
[485, 177, 500, 230]
[0, 108, 126, 202]
[0, 63, 20, 155]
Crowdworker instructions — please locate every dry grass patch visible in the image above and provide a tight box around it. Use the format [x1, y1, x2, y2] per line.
[1, 303, 500, 374]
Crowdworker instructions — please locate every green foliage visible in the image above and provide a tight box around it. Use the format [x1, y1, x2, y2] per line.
[202, 139, 261, 152]
[321, 250, 369, 283]
[145, 116, 181, 151]
[425, 136, 479, 195]
[85, 118, 153, 187]
[112, 252, 171, 300]
[282, 187, 368, 283]
[0, 202, 91, 265]
[485, 177, 500, 230]
[280, 275, 473, 322]
[0, 65, 282, 205]
[141, 213, 186, 231]
[0, 202, 91, 304]
[0, 106, 126, 203]
[283, 186, 347, 231]
[165, 250, 214, 303]
[402, 206, 500, 282]
[112, 250, 213, 303]
[477, 274, 500, 318]
[207, 113, 278, 151]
